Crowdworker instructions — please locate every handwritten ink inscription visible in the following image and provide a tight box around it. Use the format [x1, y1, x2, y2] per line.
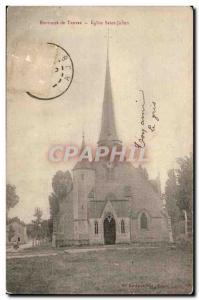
[134, 90, 159, 148]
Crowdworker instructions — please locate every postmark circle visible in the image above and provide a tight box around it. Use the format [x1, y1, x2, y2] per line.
[26, 42, 74, 100]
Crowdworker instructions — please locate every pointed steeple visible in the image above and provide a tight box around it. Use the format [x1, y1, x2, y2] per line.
[80, 130, 85, 151]
[98, 33, 121, 147]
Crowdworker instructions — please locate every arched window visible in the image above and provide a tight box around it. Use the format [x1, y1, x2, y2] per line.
[140, 212, 148, 229]
[94, 221, 98, 235]
[121, 220, 125, 233]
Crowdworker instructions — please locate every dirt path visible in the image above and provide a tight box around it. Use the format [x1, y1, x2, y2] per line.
[6, 243, 166, 259]
[7, 252, 58, 259]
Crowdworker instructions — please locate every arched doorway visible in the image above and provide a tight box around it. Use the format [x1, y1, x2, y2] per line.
[104, 214, 116, 244]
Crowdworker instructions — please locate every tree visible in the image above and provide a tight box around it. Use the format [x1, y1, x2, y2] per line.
[52, 170, 73, 200]
[6, 184, 19, 218]
[49, 193, 59, 219]
[34, 207, 43, 223]
[48, 218, 53, 242]
[176, 154, 193, 214]
[165, 169, 180, 220]
[7, 224, 15, 242]
[26, 223, 35, 240]
[165, 169, 181, 238]
[165, 154, 193, 239]
[48, 192, 59, 241]
[31, 207, 43, 245]
[40, 220, 51, 241]
[48, 170, 73, 240]
[175, 154, 193, 237]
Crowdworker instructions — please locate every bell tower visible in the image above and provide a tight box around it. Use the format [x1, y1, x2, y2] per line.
[72, 133, 95, 245]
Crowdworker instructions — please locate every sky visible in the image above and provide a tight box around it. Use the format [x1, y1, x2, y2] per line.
[7, 6, 193, 222]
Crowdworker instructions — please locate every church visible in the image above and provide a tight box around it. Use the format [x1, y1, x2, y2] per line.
[52, 48, 172, 247]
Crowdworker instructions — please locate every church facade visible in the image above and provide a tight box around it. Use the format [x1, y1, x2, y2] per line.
[52, 51, 172, 247]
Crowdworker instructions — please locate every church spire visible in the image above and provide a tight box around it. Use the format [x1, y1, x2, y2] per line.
[80, 130, 85, 151]
[98, 32, 121, 147]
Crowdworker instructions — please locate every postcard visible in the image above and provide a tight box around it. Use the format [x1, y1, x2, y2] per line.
[6, 6, 193, 295]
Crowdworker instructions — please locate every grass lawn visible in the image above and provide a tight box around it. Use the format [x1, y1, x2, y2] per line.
[7, 246, 193, 295]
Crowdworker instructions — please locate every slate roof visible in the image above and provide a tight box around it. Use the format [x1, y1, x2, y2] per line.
[88, 199, 129, 219]
[111, 200, 129, 217]
[88, 201, 106, 218]
[73, 160, 94, 170]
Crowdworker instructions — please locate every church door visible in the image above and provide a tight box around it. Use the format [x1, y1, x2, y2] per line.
[104, 216, 116, 245]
